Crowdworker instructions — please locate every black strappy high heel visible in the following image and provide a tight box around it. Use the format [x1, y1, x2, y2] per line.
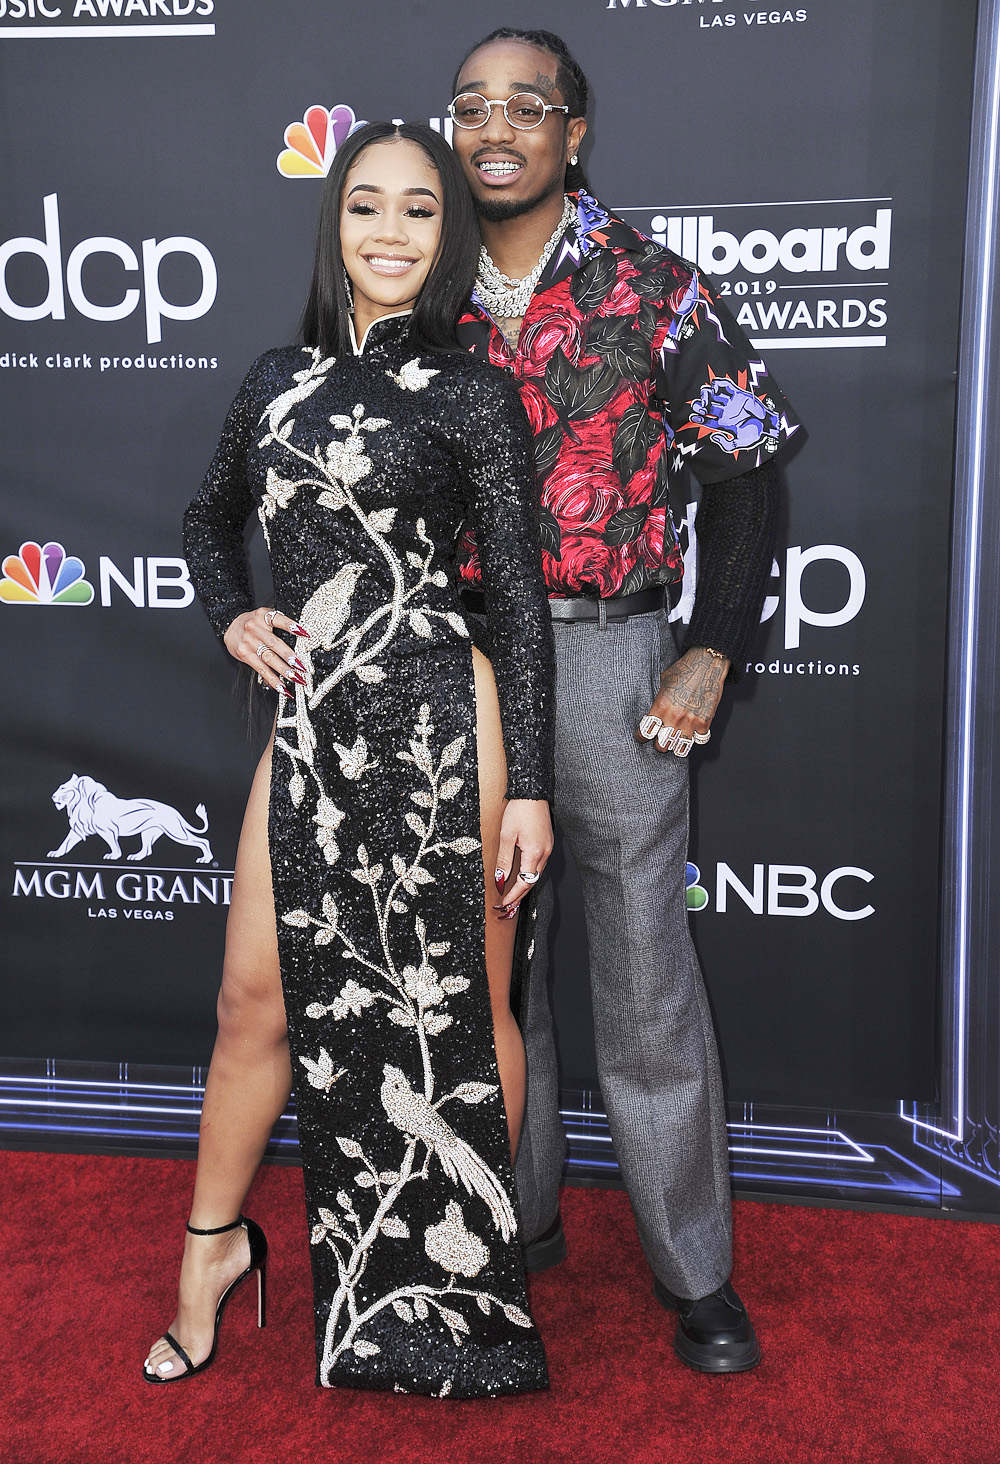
[142, 1215, 268, 1384]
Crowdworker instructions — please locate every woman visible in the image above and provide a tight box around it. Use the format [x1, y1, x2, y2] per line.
[143, 122, 555, 1399]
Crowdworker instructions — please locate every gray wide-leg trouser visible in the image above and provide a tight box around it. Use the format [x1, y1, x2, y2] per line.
[514, 607, 733, 1300]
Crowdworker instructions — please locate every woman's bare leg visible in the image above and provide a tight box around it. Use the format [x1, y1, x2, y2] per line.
[473, 648, 526, 1158]
[144, 731, 292, 1379]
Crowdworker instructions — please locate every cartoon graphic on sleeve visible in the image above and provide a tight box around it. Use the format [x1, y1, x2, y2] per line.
[688, 374, 781, 456]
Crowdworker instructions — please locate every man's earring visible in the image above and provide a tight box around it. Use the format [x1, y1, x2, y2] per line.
[570, 154, 579, 165]
[342, 267, 354, 308]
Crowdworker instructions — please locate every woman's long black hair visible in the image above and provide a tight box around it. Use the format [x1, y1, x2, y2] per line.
[301, 121, 479, 358]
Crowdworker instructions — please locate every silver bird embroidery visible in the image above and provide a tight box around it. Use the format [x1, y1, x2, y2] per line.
[380, 1065, 515, 1241]
[258, 355, 335, 439]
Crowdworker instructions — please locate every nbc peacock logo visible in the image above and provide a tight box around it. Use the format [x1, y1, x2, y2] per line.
[0, 541, 94, 606]
[276, 104, 365, 178]
[686, 862, 709, 911]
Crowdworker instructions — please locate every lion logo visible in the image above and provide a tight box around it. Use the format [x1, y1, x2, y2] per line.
[47, 775, 215, 865]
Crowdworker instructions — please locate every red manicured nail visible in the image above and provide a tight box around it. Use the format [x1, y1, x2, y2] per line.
[293, 623, 310, 637]
[290, 656, 306, 672]
[495, 869, 506, 893]
[291, 671, 306, 685]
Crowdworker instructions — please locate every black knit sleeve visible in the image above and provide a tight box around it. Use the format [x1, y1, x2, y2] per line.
[449, 365, 556, 802]
[681, 461, 779, 680]
[182, 358, 267, 640]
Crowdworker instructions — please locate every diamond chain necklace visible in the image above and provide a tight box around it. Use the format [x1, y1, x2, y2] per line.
[475, 194, 577, 320]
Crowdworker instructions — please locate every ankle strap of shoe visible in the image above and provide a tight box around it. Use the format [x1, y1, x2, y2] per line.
[186, 1214, 244, 1236]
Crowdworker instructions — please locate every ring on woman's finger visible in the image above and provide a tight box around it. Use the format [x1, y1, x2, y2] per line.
[656, 724, 677, 749]
[255, 644, 268, 659]
[520, 870, 540, 884]
[672, 736, 694, 758]
[639, 715, 662, 741]
[264, 609, 277, 627]
[256, 673, 268, 690]
[693, 730, 711, 745]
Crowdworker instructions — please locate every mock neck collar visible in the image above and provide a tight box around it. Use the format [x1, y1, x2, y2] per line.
[348, 310, 413, 356]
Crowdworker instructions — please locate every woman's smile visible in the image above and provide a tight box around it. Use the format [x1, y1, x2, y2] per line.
[362, 252, 420, 276]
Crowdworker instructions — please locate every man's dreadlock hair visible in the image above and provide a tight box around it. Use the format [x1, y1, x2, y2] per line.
[453, 28, 590, 192]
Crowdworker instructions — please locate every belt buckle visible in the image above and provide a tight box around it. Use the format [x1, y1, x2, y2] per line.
[549, 596, 598, 622]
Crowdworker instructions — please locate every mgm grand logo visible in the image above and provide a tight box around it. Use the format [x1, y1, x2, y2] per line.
[12, 774, 233, 919]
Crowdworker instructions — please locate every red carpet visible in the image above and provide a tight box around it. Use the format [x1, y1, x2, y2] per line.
[2, 1150, 999, 1464]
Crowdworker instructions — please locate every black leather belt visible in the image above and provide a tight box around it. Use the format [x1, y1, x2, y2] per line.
[460, 586, 665, 622]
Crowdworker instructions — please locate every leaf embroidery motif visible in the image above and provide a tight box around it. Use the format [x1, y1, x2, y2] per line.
[585, 315, 650, 382]
[543, 348, 618, 424]
[569, 249, 618, 314]
[538, 506, 563, 561]
[612, 400, 661, 488]
[650, 450, 672, 510]
[602, 504, 650, 547]
[532, 422, 563, 482]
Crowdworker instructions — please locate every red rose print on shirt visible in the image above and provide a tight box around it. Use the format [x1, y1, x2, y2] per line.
[520, 310, 584, 372]
[599, 274, 643, 318]
[517, 379, 553, 437]
[557, 531, 629, 596]
[638, 506, 668, 571]
[456, 191, 798, 599]
[543, 457, 625, 530]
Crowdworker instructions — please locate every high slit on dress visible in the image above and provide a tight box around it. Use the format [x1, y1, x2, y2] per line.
[183, 316, 555, 1398]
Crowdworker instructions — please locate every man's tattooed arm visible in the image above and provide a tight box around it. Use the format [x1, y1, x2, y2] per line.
[637, 646, 731, 749]
[658, 648, 729, 720]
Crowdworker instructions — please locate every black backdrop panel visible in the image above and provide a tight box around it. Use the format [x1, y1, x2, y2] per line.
[0, 1, 976, 1112]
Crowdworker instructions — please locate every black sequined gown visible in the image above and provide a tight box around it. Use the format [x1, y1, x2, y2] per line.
[183, 315, 554, 1398]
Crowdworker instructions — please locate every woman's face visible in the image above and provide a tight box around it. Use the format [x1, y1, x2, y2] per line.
[340, 138, 444, 333]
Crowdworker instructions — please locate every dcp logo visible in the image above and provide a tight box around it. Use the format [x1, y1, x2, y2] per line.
[761, 544, 866, 650]
[0, 195, 217, 345]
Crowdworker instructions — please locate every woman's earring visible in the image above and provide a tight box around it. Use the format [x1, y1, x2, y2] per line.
[342, 267, 354, 309]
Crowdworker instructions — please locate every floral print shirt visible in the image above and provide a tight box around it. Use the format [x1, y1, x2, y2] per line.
[455, 190, 799, 599]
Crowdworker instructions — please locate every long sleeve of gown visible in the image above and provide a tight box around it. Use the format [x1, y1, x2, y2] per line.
[182, 358, 267, 639]
[451, 366, 556, 802]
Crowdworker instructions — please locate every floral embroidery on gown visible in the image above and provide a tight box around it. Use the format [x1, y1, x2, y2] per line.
[183, 315, 554, 1398]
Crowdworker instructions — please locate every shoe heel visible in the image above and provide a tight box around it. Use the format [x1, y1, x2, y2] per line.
[257, 1260, 267, 1329]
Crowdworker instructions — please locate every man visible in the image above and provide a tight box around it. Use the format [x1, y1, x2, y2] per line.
[449, 28, 799, 1374]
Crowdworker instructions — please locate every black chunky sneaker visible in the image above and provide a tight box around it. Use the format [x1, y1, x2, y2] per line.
[654, 1277, 761, 1373]
[521, 1211, 567, 1273]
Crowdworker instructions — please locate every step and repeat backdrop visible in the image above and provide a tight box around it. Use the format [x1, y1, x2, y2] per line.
[0, 0, 989, 1205]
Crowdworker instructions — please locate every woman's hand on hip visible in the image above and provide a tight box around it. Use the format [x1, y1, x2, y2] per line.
[494, 799, 554, 918]
[223, 607, 311, 696]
